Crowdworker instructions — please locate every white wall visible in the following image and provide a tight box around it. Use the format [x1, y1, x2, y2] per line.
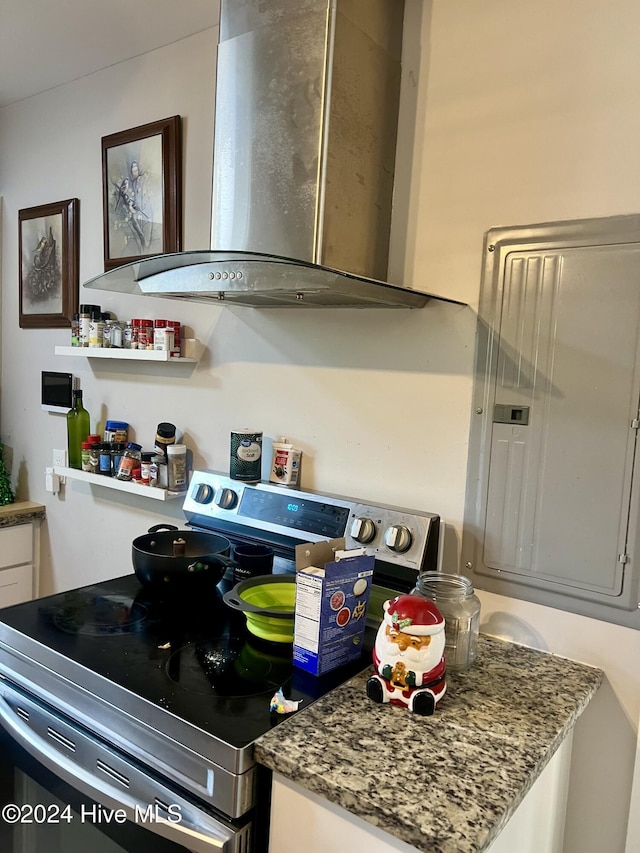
[1, 2, 639, 851]
[415, 4, 640, 850]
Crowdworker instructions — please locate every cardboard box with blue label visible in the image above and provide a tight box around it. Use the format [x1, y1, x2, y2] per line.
[293, 538, 374, 676]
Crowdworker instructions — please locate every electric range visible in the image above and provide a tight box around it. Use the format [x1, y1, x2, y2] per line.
[0, 472, 441, 852]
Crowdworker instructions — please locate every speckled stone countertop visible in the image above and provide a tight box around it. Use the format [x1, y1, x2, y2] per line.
[0, 501, 45, 529]
[254, 634, 602, 853]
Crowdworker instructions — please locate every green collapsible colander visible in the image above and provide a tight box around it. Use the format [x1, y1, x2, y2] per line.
[223, 575, 296, 643]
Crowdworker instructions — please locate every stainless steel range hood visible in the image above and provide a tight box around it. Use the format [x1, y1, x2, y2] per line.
[85, 0, 458, 309]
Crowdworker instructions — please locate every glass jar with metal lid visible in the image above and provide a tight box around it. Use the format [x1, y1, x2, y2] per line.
[411, 572, 480, 671]
[154, 422, 176, 458]
[104, 420, 129, 444]
[115, 442, 142, 481]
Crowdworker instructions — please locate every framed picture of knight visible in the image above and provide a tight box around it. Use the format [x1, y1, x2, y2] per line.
[19, 198, 79, 329]
[101, 115, 182, 271]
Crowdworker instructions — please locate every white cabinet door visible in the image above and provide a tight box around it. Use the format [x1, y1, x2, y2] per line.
[269, 774, 417, 853]
[0, 524, 34, 606]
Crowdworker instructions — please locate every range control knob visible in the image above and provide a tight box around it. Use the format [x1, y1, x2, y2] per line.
[214, 487, 238, 510]
[193, 484, 214, 504]
[384, 524, 413, 554]
[350, 516, 377, 544]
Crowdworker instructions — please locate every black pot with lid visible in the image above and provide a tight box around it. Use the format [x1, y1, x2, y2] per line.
[131, 524, 238, 593]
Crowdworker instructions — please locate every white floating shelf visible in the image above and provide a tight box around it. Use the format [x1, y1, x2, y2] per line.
[54, 466, 185, 501]
[54, 341, 200, 363]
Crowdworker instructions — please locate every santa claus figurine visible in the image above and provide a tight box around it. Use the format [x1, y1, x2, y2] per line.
[366, 594, 446, 716]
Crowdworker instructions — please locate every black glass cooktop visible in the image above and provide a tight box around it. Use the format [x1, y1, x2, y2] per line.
[0, 574, 374, 751]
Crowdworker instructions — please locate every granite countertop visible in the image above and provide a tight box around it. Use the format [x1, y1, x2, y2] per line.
[0, 501, 46, 528]
[254, 634, 602, 853]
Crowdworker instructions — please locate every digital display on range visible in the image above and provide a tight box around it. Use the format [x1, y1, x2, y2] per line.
[238, 490, 349, 538]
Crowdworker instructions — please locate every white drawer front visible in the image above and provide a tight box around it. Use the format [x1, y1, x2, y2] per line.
[0, 564, 33, 607]
[0, 524, 33, 569]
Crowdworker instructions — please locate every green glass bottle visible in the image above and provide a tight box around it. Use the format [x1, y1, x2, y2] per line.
[67, 389, 91, 469]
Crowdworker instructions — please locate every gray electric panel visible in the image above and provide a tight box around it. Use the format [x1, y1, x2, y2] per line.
[462, 213, 640, 629]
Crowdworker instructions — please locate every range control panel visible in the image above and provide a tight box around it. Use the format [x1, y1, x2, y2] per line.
[183, 470, 441, 574]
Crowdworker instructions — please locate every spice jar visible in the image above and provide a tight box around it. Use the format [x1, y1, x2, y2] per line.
[102, 319, 115, 348]
[111, 320, 124, 349]
[129, 319, 141, 349]
[104, 420, 129, 444]
[167, 444, 188, 492]
[124, 320, 134, 349]
[88, 309, 106, 348]
[154, 422, 176, 458]
[149, 453, 168, 488]
[138, 319, 154, 350]
[98, 442, 113, 476]
[153, 320, 175, 352]
[79, 304, 99, 347]
[87, 446, 99, 474]
[71, 314, 80, 347]
[111, 442, 126, 475]
[411, 572, 480, 671]
[115, 442, 142, 481]
[86, 435, 101, 474]
[140, 452, 155, 485]
[81, 441, 92, 472]
[166, 321, 181, 358]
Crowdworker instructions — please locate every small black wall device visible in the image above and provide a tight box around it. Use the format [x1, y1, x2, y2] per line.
[41, 371, 73, 413]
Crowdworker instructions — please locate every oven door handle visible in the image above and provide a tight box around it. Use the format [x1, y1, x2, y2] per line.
[0, 690, 240, 853]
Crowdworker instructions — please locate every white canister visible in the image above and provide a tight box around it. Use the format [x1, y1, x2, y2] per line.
[153, 324, 175, 352]
[269, 438, 302, 486]
[167, 444, 188, 492]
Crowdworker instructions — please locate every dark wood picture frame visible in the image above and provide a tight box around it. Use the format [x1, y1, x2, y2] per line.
[101, 115, 182, 271]
[19, 198, 79, 329]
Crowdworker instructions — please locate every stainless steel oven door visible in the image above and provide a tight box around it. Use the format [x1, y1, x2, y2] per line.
[0, 680, 252, 853]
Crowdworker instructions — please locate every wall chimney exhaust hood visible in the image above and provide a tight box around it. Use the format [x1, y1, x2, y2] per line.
[85, 0, 461, 309]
